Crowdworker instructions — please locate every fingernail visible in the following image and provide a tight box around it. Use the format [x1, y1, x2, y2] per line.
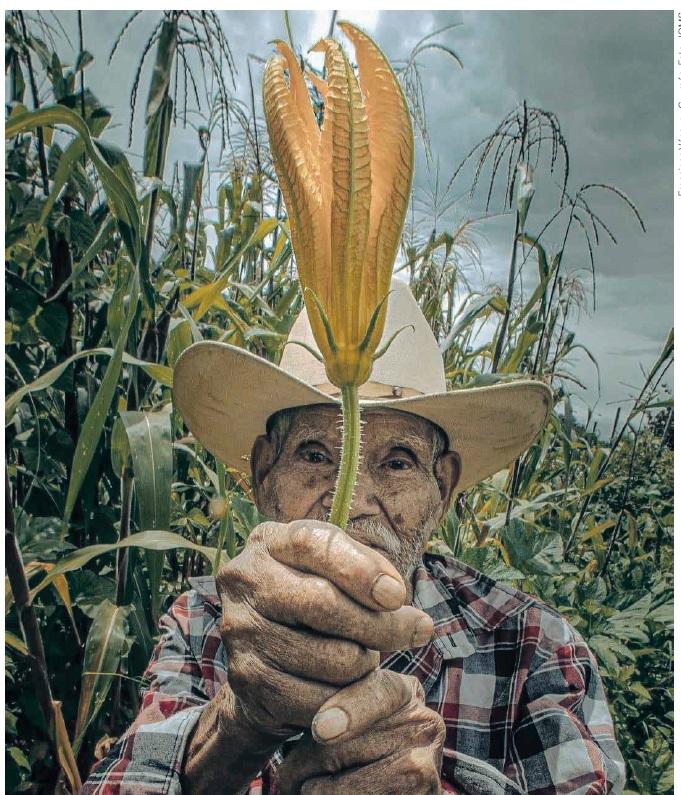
[412, 615, 434, 647]
[371, 574, 405, 609]
[312, 707, 348, 742]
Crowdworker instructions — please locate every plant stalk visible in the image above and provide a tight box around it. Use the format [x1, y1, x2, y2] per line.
[5, 469, 54, 732]
[329, 385, 361, 529]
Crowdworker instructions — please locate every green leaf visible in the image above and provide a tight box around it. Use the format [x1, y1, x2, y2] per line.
[70, 571, 116, 618]
[500, 328, 540, 373]
[502, 520, 564, 576]
[120, 411, 173, 532]
[64, 272, 140, 521]
[6, 105, 142, 264]
[178, 162, 204, 243]
[37, 137, 86, 228]
[605, 594, 651, 643]
[144, 20, 177, 124]
[75, 50, 94, 73]
[73, 600, 133, 752]
[35, 303, 69, 347]
[120, 410, 174, 623]
[647, 600, 673, 627]
[30, 531, 217, 602]
[110, 416, 131, 480]
[6, 631, 28, 656]
[166, 318, 193, 369]
[458, 546, 525, 582]
[6, 343, 171, 423]
[8, 746, 31, 772]
[47, 215, 116, 302]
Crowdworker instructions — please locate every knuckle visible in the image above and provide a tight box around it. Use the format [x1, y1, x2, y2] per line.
[247, 522, 266, 544]
[215, 563, 234, 596]
[335, 644, 378, 681]
[411, 675, 426, 703]
[428, 712, 446, 746]
[216, 555, 253, 597]
[219, 603, 252, 643]
[292, 577, 338, 625]
[287, 520, 317, 557]
[227, 650, 258, 695]
[375, 669, 410, 704]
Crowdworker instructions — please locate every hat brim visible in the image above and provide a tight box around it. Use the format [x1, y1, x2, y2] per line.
[173, 341, 553, 492]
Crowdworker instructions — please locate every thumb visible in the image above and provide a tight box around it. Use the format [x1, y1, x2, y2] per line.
[311, 669, 423, 744]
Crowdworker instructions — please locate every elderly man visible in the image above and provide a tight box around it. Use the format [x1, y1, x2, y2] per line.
[83, 282, 625, 794]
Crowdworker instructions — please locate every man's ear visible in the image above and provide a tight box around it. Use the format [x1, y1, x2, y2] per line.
[434, 451, 461, 521]
[250, 433, 277, 512]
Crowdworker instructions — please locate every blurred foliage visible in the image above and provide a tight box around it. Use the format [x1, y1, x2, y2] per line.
[5, 10, 673, 794]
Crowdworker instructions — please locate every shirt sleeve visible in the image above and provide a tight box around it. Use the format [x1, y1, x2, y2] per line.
[81, 593, 212, 795]
[503, 634, 626, 795]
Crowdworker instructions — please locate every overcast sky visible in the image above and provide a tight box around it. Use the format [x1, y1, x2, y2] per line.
[46, 10, 673, 433]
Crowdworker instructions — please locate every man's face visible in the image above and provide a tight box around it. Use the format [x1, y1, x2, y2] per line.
[251, 405, 460, 598]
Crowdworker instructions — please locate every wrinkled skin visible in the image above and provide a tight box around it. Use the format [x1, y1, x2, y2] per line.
[183, 406, 460, 795]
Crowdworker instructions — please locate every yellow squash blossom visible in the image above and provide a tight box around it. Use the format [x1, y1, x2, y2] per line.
[262, 20, 414, 387]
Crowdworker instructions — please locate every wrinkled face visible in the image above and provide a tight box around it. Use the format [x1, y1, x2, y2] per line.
[251, 405, 461, 600]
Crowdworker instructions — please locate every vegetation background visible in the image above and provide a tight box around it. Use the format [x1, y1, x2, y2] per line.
[5, 10, 673, 794]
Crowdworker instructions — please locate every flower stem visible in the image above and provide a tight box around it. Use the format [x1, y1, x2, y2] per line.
[329, 385, 361, 529]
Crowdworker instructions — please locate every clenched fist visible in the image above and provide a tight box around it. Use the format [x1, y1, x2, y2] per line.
[216, 519, 434, 740]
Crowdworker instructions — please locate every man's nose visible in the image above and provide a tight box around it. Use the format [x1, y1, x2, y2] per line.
[321, 463, 381, 521]
[348, 467, 382, 521]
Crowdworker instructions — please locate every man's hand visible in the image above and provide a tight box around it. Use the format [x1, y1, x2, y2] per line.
[276, 669, 445, 794]
[216, 519, 434, 741]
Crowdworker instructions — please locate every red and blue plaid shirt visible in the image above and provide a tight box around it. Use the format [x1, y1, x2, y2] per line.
[82, 553, 625, 794]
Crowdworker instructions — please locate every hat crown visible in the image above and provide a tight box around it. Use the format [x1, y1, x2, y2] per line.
[279, 279, 446, 398]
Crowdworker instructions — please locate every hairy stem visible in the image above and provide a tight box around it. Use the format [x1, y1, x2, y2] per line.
[329, 385, 361, 529]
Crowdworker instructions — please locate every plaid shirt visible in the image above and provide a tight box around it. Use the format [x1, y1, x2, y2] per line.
[82, 553, 625, 794]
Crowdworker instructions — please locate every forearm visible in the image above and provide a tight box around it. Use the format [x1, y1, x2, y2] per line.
[182, 683, 283, 795]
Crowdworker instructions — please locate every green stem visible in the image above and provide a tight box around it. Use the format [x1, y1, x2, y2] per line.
[329, 385, 361, 529]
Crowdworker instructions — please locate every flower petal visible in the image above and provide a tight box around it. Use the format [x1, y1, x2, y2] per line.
[262, 52, 326, 325]
[337, 20, 414, 348]
[271, 40, 321, 186]
[310, 37, 371, 349]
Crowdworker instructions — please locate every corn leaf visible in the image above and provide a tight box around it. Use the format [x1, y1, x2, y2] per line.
[53, 701, 82, 792]
[6, 344, 172, 424]
[64, 272, 140, 521]
[6, 105, 142, 264]
[73, 600, 133, 753]
[30, 531, 217, 602]
[120, 410, 173, 623]
[6, 631, 28, 656]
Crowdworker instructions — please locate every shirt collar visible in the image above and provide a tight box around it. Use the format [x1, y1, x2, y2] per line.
[408, 551, 535, 661]
[410, 556, 477, 662]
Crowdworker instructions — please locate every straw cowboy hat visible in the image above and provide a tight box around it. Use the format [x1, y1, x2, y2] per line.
[174, 280, 553, 492]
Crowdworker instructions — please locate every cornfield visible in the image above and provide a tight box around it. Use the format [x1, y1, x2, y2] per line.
[5, 11, 673, 794]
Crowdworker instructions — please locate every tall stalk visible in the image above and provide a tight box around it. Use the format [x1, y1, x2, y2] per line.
[329, 386, 361, 529]
[5, 468, 54, 735]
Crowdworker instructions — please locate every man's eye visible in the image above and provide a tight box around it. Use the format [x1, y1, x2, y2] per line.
[300, 449, 331, 465]
[385, 458, 411, 471]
